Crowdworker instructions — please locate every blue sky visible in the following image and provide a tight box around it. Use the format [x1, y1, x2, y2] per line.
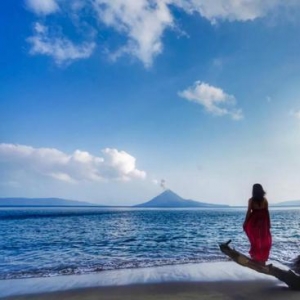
[1, 0, 300, 205]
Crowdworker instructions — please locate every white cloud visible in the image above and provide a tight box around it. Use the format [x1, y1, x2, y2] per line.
[27, 23, 96, 65]
[173, 0, 285, 23]
[178, 81, 243, 120]
[0, 144, 146, 183]
[26, 0, 59, 15]
[101, 148, 147, 181]
[91, 0, 298, 66]
[93, 0, 174, 67]
[25, 0, 300, 66]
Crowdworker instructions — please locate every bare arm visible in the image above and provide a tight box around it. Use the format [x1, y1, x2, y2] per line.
[243, 199, 252, 230]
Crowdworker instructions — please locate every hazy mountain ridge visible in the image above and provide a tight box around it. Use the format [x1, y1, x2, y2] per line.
[0, 197, 97, 207]
[273, 200, 300, 206]
[135, 190, 229, 208]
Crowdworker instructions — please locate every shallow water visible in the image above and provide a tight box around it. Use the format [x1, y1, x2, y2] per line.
[0, 207, 299, 279]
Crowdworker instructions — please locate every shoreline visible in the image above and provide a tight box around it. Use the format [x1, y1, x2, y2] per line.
[0, 261, 280, 298]
[3, 280, 300, 300]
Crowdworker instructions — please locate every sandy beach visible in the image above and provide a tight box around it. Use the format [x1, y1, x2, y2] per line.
[3, 280, 300, 300]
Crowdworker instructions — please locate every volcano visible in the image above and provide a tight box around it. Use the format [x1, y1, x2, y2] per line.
[135, 189, 228, 208]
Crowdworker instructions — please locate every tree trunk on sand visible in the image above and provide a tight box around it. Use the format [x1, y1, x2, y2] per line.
[219, 240, 300, 290]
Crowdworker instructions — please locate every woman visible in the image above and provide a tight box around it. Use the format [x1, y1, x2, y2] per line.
[243, 183, 272, 264]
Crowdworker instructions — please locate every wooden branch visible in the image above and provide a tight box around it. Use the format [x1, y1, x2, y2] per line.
[219, 240, 300, 290]
[292, 256, 300, 275]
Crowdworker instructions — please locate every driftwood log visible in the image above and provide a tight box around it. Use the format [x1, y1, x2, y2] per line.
[219, 240, 300, 290]
[292, 255, 300, 275]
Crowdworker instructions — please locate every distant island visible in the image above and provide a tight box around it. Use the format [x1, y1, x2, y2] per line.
[272, 200, 300, 207]
[135, 189, 229, 208]
[0, 197, 97, 207]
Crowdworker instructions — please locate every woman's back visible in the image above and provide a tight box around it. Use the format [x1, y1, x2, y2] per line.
[250, 197, 268, 210]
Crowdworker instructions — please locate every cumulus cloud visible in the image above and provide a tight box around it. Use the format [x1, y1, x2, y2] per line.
[93, 0, 174, 67]
[91, 0, 298, 66]
[26, 0, 59, 15]
[173, 0, 285, 23]
[178, 81, 243, 120]
[25, 0, 300, 66]
[0, 144, 146, 183]
[27, 23, 96, 65]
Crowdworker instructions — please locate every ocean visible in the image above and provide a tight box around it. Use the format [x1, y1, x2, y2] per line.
[0, 207, 299, 281]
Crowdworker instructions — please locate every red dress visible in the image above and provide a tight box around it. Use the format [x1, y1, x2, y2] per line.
[244, 207, 272, 262]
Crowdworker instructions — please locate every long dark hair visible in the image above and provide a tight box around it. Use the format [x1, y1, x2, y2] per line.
[252, 183, 266, 202]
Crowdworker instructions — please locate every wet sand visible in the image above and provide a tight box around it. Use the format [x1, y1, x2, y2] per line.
[3, 280, 300, 300]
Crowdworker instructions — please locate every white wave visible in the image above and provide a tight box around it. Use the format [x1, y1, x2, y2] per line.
[0, 261, 282, 298]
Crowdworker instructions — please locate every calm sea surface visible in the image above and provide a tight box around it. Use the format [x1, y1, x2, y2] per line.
[0, 207, 299, 279]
